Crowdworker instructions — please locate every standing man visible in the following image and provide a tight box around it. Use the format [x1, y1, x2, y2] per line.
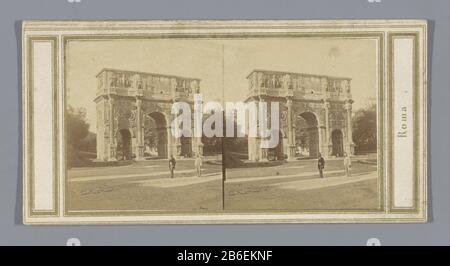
[194, 154, 202, 177]
[169, 155, 176, 179]
[343, 152, 352, 177]
[318, 153, 325, 178]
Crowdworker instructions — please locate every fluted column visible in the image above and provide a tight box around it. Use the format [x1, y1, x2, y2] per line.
[259, 97, 268, 161]
[317, 124, 324, 157]
[286, 97, 296, 160]
[166, 126, 172, 159]
[193, 97, 204, 156]
[108, 97, 117, 161]
[175, 136, 182, 158]
[247, 97, 257, 161]
[344, 99, 355, 155]
[324, 100, 331, 157]
[192, 135, 204, 156]
[135, 97, 144, 160]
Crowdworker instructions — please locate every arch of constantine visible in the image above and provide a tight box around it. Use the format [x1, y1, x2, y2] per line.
[94, 68, 203, 161]
[93, 68, 354, 162]
[246, 70, 354, 161]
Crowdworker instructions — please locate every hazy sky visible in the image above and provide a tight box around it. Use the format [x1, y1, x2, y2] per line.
[66, 38, 377, 133]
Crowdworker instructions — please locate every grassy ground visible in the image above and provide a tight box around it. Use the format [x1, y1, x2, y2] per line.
[67, 156, 379, 213]
[67, 159, 223, 212]
[225, 157, 379, 211]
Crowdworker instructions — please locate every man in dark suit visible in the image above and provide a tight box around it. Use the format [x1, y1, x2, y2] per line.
[169, 155, 176, 178]
[318, 153, 325, 178]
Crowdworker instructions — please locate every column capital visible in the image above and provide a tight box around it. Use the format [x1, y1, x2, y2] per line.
[136, 87, 144, 97]
[286, 96, 293, 105]
[136, 97, 143, 106]
[252, 96, 260, 102]
[344, 100, 353, 110]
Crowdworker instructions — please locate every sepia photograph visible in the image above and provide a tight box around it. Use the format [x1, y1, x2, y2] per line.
[221, 39, 378, 211]
[65, 40, 226, 213]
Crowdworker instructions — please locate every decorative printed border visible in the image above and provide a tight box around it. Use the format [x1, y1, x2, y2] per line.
[388, 32, 421, 213]
[22, 20, 427, 224]
[24, 36, 59, 217]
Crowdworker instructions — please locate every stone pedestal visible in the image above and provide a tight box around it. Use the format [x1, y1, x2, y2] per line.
[135, 145, 145, 160]
[196, 143, 204, 156]
[108, 143, 117, 161]
[260, 147, 269, 162]
[176, 143, 182, 158]
[288, 145, 296, 161]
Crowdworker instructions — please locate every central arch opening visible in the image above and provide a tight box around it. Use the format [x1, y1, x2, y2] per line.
[144, 112, 168, 159]
[295, 112, 319, 158]
[117, 129, 132, 160]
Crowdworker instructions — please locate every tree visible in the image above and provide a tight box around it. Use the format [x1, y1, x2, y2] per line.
[352, 104, 377, 154]
[223, 114, 248, 154]
[295, 118, 310, 151]
[78, 132, 97, 152]
[66, 106, 90, 167]
[67, 106, 90, 147]
[202, 134, 223, 155]
[143, 117, 158, 149]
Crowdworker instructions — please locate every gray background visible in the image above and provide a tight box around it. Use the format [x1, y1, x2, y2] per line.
[0, 0, 448, 246]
